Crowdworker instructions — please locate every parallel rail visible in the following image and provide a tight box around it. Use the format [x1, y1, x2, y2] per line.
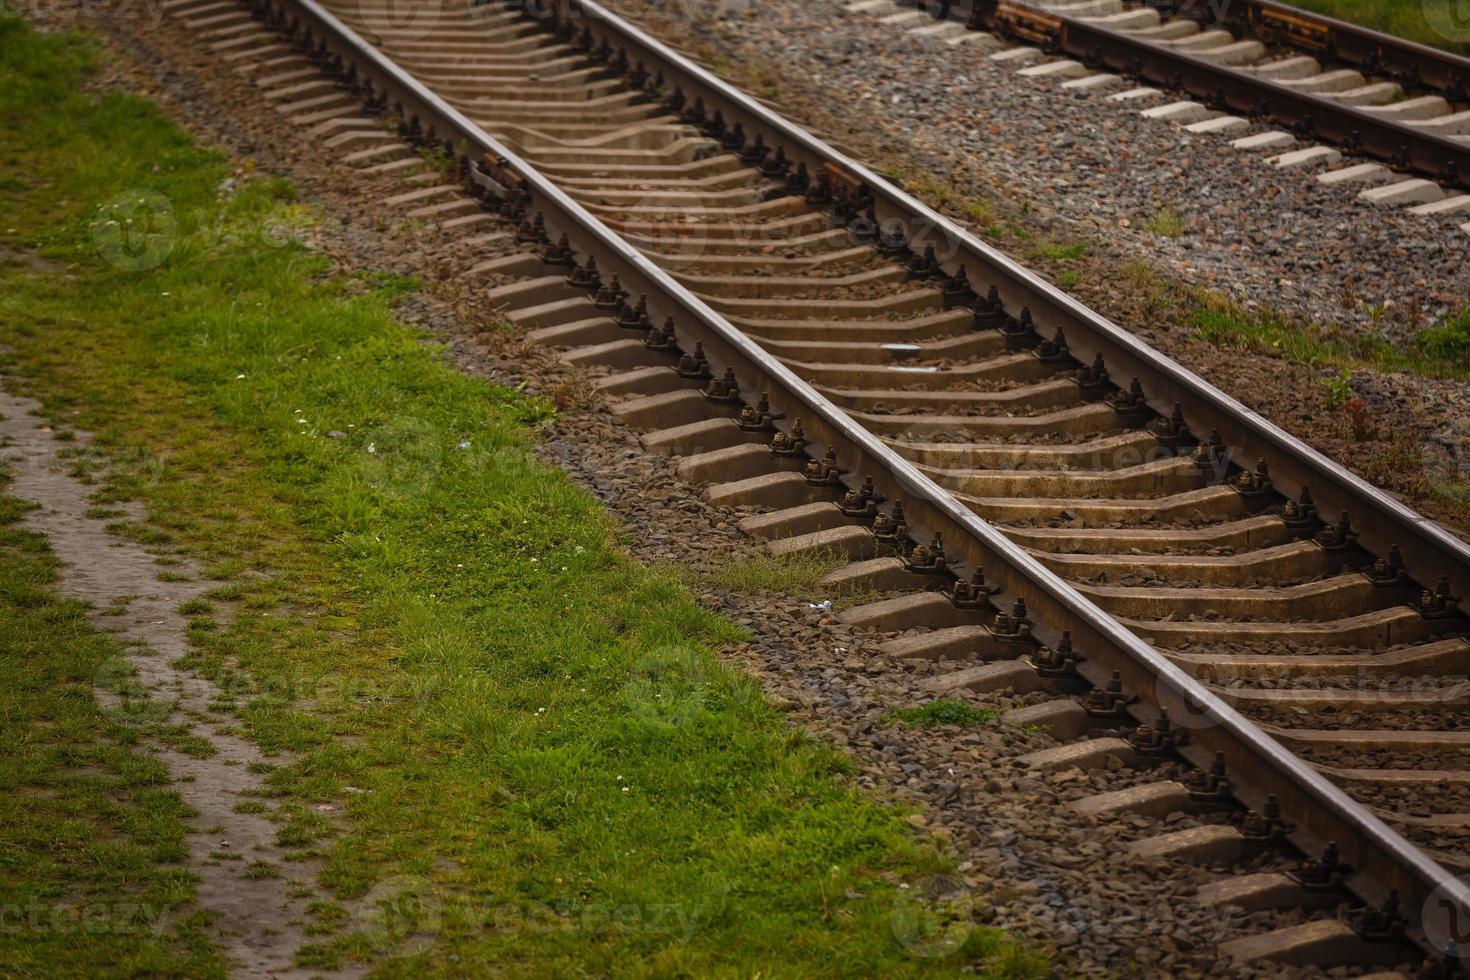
[258, 0, 1470, 959]
[931, 0, 1470, 186]
[1207, 0, 1470, 98]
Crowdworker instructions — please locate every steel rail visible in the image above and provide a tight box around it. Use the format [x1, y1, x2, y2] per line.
[261, 0, 1470, 951]
[1199, 0, 1470, 99]
[942, 0, 1470, 99]
[974, 0, 1470, 186]
[925, 0, 1470, 185]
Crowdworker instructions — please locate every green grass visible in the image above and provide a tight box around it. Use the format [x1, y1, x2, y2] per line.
[703, 549, 852, 596]
[0, 484, 225, 976]
[884, 701, 1000, 729]
[1032, 242, 1088, 262]
[1285, 0, 1470, 55]
[1186, 297, 1470, 379]
[0, 17, 1046, 977]
[1142, 207, 1184, 238]
[963, 197, 996, 225]
[1027, 241, 1087, 290]
[1414, 307, 1470, 364]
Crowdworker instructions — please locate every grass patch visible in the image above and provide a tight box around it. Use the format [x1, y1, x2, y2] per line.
[902, 173, 952, 206]
[0, 17, 1044, 977]
[703, 548, 852, 596]
[1414, 308, 1470, 366]
[963, 197, 996, 225]
[1028, 240, 1088, 291]
[1186, 294, 1470, 381]
[884, 701, 1000, 729]
[1032, 242, 1087, 262]
[1142, 206, 1184, 238]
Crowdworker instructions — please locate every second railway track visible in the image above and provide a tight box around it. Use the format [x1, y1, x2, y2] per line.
[172, 0, 1470, 971]
[844, 0, 1470, 220]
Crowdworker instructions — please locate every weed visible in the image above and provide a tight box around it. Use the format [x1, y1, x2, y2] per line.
[1033, 242, 1088, 261]
[414, 143, 454, 180]
[1143, 207, 1185, 238]
[1346, 397, 1373, 442]
[703, 548, 851, 595]
[1414, 309, 1470, 365]
[1322, 368, 1355, 408]
[964, 197, 995, 224]
[1185, 296, 1470, 383]
[905, 173, 952, 205]
[885, 700, 999, 728]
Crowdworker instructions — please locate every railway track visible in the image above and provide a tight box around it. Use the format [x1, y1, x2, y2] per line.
[843, 0, 1470, 223]
[170, 0, 1470, 970]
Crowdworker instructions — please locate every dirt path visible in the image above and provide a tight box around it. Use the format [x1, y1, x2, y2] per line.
[0, 385, 350, 979]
